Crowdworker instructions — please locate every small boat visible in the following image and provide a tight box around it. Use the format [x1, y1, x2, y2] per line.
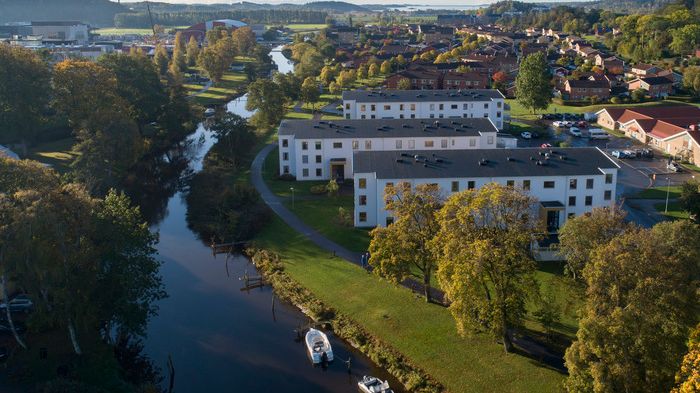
[358, 375, 394, 393]
[305, 328, 333, 364]
[204, 108, 216, 117]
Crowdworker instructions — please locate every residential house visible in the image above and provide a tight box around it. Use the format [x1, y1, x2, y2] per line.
[418, 25, 454, 44]
[385, 69, 441, 90]
[628, 76, 674, 98]
[563, 79, 611, 100]
[630, 63, 660, 77]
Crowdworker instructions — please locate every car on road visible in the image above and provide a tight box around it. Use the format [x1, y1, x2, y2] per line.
[569, 127, 582, 137]
[520, 131, 532, 139]
[540, 143, 552, 148]
[612, 150, 634, 159]
[638, 148, 654, 158]
[552, 120, 568, 128]
[588, 128, 610, 139]
[0, 295, 33, 314]
[667, 161, 681, 172]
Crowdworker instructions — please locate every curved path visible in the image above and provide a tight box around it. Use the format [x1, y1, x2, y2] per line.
[251, 143, 566, 372]
[251, 143, 362, 264]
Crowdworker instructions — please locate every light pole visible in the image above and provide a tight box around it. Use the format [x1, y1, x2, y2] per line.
[665, 177, 671, 214]
[290, 187, 295, 209]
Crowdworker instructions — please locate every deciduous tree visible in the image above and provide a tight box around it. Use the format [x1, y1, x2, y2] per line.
[396, 77, 411, 90]
[186, 36, 199, 67]
[231, 26, 256, 55]
[153, 44, 169, 76]
[246, 79, 286, 129]
[172, 31, 187, 73]
[432, 183, 541, 352]
[672, 323, 700, 393]
[515, 52, 551, 114]
[369, 183, 442, 302]
[679, 180, 700, 223]
[301, 77, 320, 111]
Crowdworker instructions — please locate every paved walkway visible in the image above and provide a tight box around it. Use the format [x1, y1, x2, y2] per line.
[187, 80, 213, 99]
[251, 143, 363, 264]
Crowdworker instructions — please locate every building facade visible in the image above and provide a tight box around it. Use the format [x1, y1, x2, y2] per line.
[278, 118, 499, 181]
[342, 89, 506, 129]
[31, 21, 89, 44]
[353, 148, 619, 230]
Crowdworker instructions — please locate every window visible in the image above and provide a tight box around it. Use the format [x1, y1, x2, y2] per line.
[302, 155, 308, 164]
[569, 179, 577, 190]
[315, 141, 322, 150]
[360, 104, 366, 111]
[315, 155, 322, 163]
[467, 181, 475, 189]
[604, 190, 612, 200]
[399, 114, 404, 119]
[523, 180, 531, 190]
[506, 180, 515, 187]
[346, 114, 350, 119]
[385, 217, 394, 226]
[429, 114, 435, 119]
[383, 105, 391, 110]
[360, 115, 366, 119]
[358, 178, 367, 189]
[302, 168, 309, 177]
[487, 136, 494, 145]
[568, 212, 576, 219]
[497, 111, 501, 118]
[345, 103, 350, 110]
[483, 113, 488, 118]
[364, 140, 372, 149]
[316, 168, 322, 177]
[430, 104, 435, 110]
[451, 104, 458, 109]
[544, 181, 555, 189]
[333, 142, 342, 149]
[463, 103, 468, 110]
[410, 104, 416, 111]
[386, 182, 393, 188]
[359, 212, 367, 222]
[568, 196, 576, 206]
[441, 139, 448, 148]
[585, 196, 593, 206]
[586, 178, 594, 189]
[424, 140, 434, 147]
[451, 181, 459, 192]
[282, 139, 289, 148]
[283, 165, 289, 174]
[399, 104, 404, 110]
[410, 114, 416, 119]
[371, 115, 376, 119]
[469, 138, 476, 147]
[395, 140, 402, 149]
[484, 103, 489, 109]
[302, 141, 308, 150]
[605, 173, 613, 184]
[282, 152, 289, 161]
[352, 140, 359, 150]
[408, 140, 415, 149]
[497, 101, 502, 108]
[439, 104, 444, 110]
[359, 195, 367, 205]
[370, 104, 376, 111]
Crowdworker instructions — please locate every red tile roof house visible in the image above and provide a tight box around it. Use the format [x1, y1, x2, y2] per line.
[627, 76, 674, 98]
[629, 63, 660, 77]
[595, 106, 700, 159]
[563, 79, 611, 100]
[385, 69, 441, 89]
[442, 71, 490, 89]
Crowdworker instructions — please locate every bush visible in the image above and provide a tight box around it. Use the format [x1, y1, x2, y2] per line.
[558, 141, 572, 148]
[336, 206, 353, 227]
[610, 96, 621, 104]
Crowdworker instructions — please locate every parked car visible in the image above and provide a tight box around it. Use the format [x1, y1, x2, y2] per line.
[0, 295, 33, 314]
[569, 127, 582, 137]
[588, 128, 610, 139]
[639, 148, 654, 158]
[552, 121, 567, 128]
[623, 149, 636, 158]
[540, 143, 552, 148]
[520, 131, 532, 139]
[667, 161, 681, 172]
[577, 121, 588, 128]
[612, 150, 632, 159]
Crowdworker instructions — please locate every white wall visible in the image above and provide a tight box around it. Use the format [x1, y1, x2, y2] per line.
[343, 99, 506, 129]
[278, 133, 498, 180]
[353, 171, 618, 228]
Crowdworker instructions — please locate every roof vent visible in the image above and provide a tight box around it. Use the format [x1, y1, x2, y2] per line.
[313, 125, 320, 128]
[560, 155, 567, 160]
[506, 156, 513, 161]
[402, 124, 410, 128]
[396, 158, 404, 163]
[423, 163, 429, 167]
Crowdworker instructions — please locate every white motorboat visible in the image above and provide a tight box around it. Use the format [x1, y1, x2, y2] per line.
[204, 108, 216, 117]
[358, 375, 394, 393]
[305, 328, 334, 364]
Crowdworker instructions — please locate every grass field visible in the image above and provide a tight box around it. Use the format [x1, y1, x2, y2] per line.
[630, 185, 682, 199]
[254, 215, 566, 392]
[27, 137, 77, 173]
[185, 66, 248, 106]
[654, 201, 690, 219]
[507, 98, 696, 121]
[283, 24, 328, 32]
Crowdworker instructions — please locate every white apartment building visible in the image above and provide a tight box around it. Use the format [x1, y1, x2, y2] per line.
[353, 147, 619, 231]
[278, 118, 499, 181]
[342, 89, 506, 130]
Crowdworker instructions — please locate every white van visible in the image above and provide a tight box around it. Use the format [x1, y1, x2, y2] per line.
[569, 127, 582, 137]
[588, 128, 610, 139]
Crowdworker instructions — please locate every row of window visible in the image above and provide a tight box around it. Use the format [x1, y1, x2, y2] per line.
[358, 177, 615, 193]
[301, 168, 323, 177]
[353, 101, 503, 112]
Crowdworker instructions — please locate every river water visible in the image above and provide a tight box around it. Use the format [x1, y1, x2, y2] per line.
[144, 46, 404, 392]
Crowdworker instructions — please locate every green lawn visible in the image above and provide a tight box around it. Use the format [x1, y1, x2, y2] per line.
[254, 216, 566, 392]
[283, 23, 328, 32]
[654, 201, 690, 219]
[507, 98, 695, 121]
[27, 137, 77, 173]
[187, 68, 248, 106]
[630, 185, 682, 199]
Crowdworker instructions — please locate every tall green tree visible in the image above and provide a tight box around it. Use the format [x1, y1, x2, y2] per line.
[679, 180, 700, 223]
[246, 79, 286, 129]
[432, 183, 542, 352]
[369, 183, 442, 302]
[565, 221, 700, 393]
[672, 323, 700, 393]
[153, 44, 169, 76]
[683, 66, 700, 97]
[0, 44, 50, 149]
[558, 206, 631, 281]
[231, 26, 256, 55]
[515, 52, 551, 114]
[172, 31, 188, 73]
[300, 77, 320, 111]
[197, 46, 227, 83]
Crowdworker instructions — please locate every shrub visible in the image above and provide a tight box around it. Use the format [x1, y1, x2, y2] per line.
[558, 141, 572, 148]
[337, 207, 353, 227]
[309, 184, 327, 195]
[610, 96, 621, 104]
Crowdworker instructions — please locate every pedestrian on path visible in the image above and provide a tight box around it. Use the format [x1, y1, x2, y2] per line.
[360, 253, 367, 269]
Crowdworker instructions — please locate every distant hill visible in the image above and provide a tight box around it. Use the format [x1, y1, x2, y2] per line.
[129, 0, 369, 13]
[300, 1, 370, 12]
[0, 0, 126, 26]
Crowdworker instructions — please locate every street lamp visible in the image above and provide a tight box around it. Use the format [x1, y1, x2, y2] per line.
[665, 177, 671, 214]
[290, 187, 295, 209]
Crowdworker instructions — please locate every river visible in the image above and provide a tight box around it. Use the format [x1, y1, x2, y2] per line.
[143, 46, 404, 392]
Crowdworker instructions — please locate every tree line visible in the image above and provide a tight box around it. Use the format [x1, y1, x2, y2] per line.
[368, 182, 699, 392]
[114, 9, 328, 28]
